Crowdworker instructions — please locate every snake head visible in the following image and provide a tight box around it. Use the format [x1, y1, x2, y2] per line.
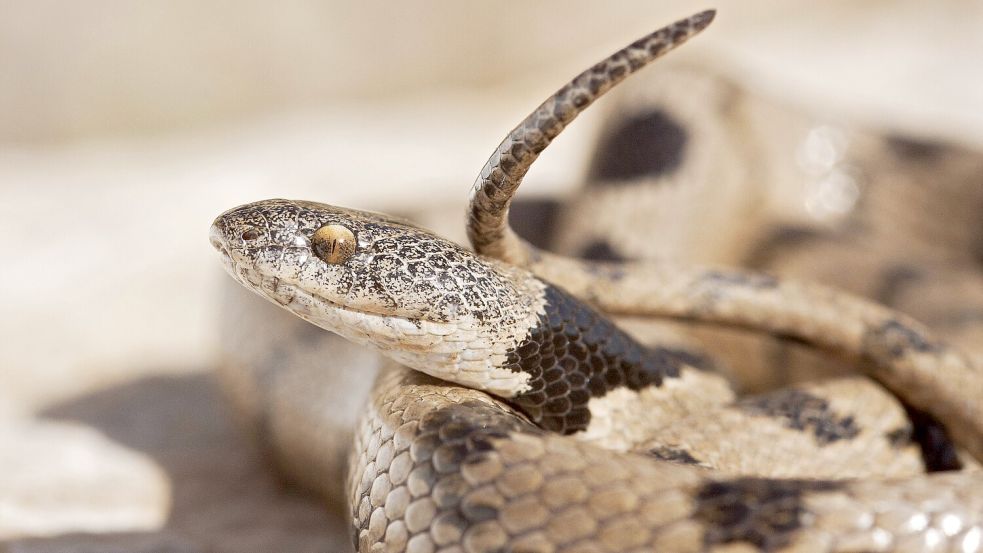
[212, 198, 441, 318]
[210, 199, 543, 396]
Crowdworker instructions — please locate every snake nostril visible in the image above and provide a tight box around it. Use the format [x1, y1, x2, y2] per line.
[241, 227, 261, 241]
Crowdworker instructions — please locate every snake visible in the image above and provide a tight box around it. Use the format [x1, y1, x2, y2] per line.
[544, 53, 983, 394]
[210, 11, 983, 553]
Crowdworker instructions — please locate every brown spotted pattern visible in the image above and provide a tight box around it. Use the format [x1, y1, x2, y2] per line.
[739, 389, 860, 446]
[461, 7, 983, 461]
[350, 370, 983, 553]
[506, 283, 697, 434]
[639, 378, 927, 480]
[211, 197, 983, 549]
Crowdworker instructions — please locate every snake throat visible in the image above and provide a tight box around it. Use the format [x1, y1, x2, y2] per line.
[211, 199, 704, 432]
[507, 283, 697, 434]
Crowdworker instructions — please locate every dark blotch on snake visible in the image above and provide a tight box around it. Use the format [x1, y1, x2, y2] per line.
[650, 446, 702, 465]
[579, 240, 629, 262]
[886, 426, 913, 448]
[739, 389, 860, 445]
[504, 284, 688, 434]
[587, 108, 688, 183]
[863, 319, 941, 359]
[695, 478, 842, 550]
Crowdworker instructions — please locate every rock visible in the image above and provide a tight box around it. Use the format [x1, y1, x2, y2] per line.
[0, 420, 169, 539]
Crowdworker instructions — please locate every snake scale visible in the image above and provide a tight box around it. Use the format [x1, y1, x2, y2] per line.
[211, 11, 983, 553]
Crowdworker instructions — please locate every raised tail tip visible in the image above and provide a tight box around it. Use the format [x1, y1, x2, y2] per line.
[691, 9, 717, 31]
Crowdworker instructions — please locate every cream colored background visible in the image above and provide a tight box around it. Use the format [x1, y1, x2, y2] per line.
[1, 0, 981, 550]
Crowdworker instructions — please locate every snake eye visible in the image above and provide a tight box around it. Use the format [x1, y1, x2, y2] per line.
[241, 227, 261, 241]
[312, 224, 357, 264]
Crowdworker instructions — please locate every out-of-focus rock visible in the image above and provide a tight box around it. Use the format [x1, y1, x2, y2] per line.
[0, 420, 169, 539]
[3, 532, 201, 553]
[3, 373, 353, 552]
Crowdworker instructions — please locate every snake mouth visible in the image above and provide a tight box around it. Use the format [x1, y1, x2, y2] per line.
[209, 222, 410, 329]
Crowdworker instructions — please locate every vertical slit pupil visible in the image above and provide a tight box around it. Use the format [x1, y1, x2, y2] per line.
[313, 224, 356, 264]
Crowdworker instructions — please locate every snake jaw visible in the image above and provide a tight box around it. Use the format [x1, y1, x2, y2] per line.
[210, 199, 552, 398]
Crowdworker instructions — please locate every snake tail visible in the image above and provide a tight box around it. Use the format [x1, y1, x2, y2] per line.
[467, 10, 715, 263]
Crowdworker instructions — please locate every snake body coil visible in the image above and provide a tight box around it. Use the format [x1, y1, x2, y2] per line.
[212, 11, 983, 553]
[210, 197, 983, 551]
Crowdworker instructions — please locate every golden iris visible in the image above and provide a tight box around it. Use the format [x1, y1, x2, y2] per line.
[312, 224, 357, 264]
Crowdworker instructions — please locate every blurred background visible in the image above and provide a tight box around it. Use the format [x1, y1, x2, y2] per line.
[1, 1, 981, 551]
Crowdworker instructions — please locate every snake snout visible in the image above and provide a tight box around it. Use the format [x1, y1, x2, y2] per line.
[208, 220, 227, 252]
[208, 220, 239, 278]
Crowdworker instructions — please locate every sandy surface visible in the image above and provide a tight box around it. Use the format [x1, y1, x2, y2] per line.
[1, 1, 981, 550]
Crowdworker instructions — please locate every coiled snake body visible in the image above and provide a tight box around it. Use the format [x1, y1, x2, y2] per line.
[211, 12, 983, 553]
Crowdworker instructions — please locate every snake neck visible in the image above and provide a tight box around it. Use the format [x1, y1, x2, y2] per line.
[503, 283, 709, 434]
[210, 199, 714, 436]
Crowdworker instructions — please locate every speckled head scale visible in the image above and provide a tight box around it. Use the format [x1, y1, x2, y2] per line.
[213, 199, 487, 320]
[210, 198, 550, 397]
